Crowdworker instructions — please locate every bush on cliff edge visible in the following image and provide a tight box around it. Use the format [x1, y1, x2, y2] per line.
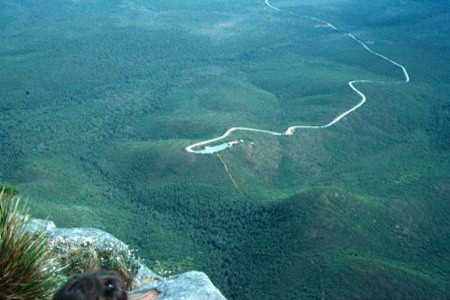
[0, 189, 60, 299]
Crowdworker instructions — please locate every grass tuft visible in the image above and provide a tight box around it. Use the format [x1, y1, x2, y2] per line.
[0, 190, 60, 299]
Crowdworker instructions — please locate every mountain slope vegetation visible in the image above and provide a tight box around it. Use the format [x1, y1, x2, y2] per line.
[1, 0, 449, 298]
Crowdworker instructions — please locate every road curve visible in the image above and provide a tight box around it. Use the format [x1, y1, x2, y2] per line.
[185, 0, 410, 154]
[264, 0, 280, 11]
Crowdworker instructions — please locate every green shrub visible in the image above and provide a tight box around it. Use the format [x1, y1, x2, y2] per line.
[0, 191, 60, 299]
[51, 241, 141, 290]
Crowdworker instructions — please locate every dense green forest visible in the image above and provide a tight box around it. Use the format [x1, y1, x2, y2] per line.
[1, 0, 449, 298]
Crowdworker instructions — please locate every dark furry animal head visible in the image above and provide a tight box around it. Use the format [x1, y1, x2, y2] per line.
[53, 271, 128, 300]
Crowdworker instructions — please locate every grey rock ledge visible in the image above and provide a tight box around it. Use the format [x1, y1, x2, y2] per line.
[26, 218, 227, 299]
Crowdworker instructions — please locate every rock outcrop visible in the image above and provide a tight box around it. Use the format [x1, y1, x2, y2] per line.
[129, 271, 226, 300]
[26, 218, 227, 300]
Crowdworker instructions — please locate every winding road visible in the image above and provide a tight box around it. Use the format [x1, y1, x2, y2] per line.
[185, 0, 410, 154]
